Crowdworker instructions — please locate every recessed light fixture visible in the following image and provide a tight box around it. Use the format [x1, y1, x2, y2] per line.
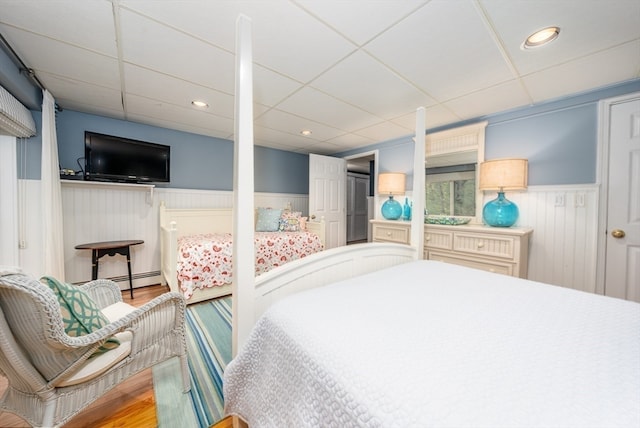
[191, 100, 209, 108]
[300, 129, 312, 136]
[522, 26, 560, 49]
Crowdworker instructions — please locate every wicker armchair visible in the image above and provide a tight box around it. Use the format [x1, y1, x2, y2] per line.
[0, 271, 190, 428]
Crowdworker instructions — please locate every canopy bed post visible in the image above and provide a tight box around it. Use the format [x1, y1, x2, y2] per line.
[232, 14, 255, 357]
[411, 107, 426, 252]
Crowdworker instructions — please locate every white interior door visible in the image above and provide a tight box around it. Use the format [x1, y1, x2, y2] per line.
[605, 95, 640, 302]
[309, 153, 346, 249]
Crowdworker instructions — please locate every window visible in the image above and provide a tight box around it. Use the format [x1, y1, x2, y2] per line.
[425, 164, 476, 216]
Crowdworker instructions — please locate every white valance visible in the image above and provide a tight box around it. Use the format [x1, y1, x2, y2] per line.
[0, 84, 36, 138]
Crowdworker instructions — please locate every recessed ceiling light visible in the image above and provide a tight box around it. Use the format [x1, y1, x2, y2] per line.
[522, 26, 560, 49]
[300, 129, 312, 136]
[191, 100, 209, 108]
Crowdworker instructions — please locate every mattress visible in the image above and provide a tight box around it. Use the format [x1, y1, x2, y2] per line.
[223, 260, 640, 427]
[176, 231, 323, 299]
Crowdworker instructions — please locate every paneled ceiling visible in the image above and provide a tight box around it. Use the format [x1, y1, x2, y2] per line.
[1, 0, 638, 154]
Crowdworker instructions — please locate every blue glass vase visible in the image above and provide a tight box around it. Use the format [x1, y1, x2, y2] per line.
[381, 196, 402, 220]
[483, 191, 518, 227]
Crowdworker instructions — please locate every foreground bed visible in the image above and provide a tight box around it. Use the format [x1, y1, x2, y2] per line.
[224, 260, 640, 427]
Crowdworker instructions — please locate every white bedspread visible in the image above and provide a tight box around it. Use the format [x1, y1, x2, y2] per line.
[223, 260, 640, 428]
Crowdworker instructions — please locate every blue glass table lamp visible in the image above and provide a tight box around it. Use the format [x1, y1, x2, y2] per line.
[479, 158, 528, 227]
[378, 172, 405, 220]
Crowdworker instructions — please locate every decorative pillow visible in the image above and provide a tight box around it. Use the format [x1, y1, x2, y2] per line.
[41, 276, 120, 356]
[279, 211, 302, 232]
[299, 216, 308, 231]
[255, 207, 283, 232]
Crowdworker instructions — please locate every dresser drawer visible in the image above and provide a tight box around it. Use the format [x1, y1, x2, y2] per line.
[372, 224, 410, 244]
[424, 230, 453, 250]
[427, 251, 513, 276]
[452, 232, 517, 261]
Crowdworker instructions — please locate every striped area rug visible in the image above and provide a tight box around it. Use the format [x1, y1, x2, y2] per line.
[153, 296, 232, 428]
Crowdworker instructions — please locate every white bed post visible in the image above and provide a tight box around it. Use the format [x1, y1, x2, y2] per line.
[232, 14, 255, 357]
[411, 107, 426, 253]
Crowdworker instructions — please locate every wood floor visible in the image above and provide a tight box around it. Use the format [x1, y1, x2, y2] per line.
[0, 284, 246, 428]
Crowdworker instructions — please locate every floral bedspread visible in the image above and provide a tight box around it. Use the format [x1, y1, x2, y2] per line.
[176, 231, 323, 299]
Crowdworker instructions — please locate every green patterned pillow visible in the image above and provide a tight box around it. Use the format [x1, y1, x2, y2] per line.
[41, 276, 120, 357]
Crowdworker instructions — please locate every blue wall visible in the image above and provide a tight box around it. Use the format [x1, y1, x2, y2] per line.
[21, 109, 310, 194]
[338, 79, 640, 189]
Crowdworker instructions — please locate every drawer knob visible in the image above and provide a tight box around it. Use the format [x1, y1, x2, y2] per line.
[477, 242, 484, 248]
[426, 236, 431, 241]
[386, 232, 392, 236]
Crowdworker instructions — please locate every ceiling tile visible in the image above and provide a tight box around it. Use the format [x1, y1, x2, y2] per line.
[523, 40, 640, 103]
[365, 0, 514, 101]
[325, 132, 376, 149]
[253, 65, 304, 107]
[119, 9, 235, 92]
[0, 26, 120, 89]
[354, 120, 414, 142]
[38, 73, 124, 113]
[444, 79, 532, 120]
[311, 50, 436, 119]
[481, 0, 640, 75]
[295, 0, 429, 45]
[125, 94, 234, 137]
[277, 87, 383, 131]
[391, 105, 461, 131]
[123, 64, 235, 119]
[0, 0, 117, 56]
[253, 125, 322, 149]
[255, 109, 345, 141]
[303, 140, 347, 155]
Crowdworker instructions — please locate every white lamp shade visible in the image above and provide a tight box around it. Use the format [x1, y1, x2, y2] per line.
[479, 158, 528, 191]
[378, 173, 405, 195]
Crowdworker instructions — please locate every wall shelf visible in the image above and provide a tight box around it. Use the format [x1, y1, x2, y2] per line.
[60, 179, 155, 204]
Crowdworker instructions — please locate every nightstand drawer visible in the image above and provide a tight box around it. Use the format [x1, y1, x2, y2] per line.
[452, 232, 516, 260]
[372, 224, 410, 244]
[427, 251, 513, 276]
[424, 230, 453, 250]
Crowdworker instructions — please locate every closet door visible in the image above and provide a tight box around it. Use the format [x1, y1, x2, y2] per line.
[347, 173, 369, 243]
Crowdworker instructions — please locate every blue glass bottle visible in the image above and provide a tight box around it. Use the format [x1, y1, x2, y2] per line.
[402, 198, 412, 221]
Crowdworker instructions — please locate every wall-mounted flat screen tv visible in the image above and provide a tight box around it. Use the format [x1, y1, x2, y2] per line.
[84, 131, 170, 183]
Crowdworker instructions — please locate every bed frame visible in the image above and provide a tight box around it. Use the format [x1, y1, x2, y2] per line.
[231, 15, 425, 354]
[159, 202, 327, 304]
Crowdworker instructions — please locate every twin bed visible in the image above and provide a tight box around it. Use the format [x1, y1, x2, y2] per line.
[171, 16, 639, 427]
[159, 202, 326, 304]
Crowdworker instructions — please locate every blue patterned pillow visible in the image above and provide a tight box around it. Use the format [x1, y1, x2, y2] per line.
[41, 276, 120, 356]
[255, 208, 283, 232]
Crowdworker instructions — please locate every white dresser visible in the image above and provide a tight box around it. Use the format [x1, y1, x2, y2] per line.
[424, 223, 533, 278]
[370, 219, 411, 245]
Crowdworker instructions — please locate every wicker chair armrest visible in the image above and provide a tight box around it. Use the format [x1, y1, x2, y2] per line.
[48, 291, 186, 386]
[80, 279, 124, 308]
[124, 292, 186, 353]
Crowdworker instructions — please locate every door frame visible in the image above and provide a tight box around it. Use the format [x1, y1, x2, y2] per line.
[595, 91, 640, 295]
[343, 150, 379, 242]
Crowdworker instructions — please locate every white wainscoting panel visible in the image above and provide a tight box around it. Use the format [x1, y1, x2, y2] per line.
[57, 182, 309, 289]
[495, 184, 599, 293]
[20, 180, 598, 295]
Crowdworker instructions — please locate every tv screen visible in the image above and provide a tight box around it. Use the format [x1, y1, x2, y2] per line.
[84, 131, 170, 183]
